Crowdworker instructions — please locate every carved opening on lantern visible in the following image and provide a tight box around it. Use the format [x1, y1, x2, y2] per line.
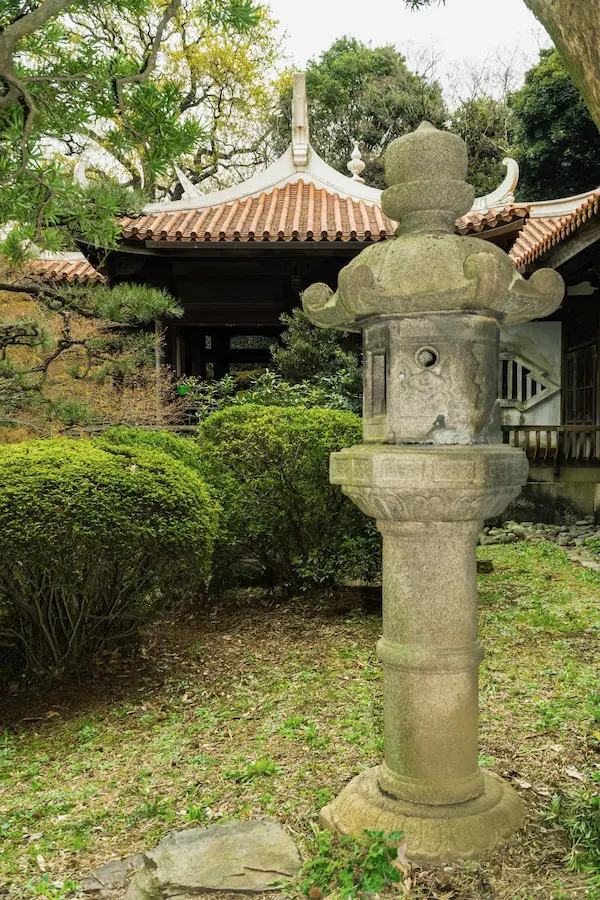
[370, 351, 387, 416]
[415, 346, 439, 369]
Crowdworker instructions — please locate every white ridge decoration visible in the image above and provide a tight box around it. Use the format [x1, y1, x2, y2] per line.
[471, 158, 520, 212]
[174, 165, 204, 201]
[347, 141, 366, 183]
[292, 73, 309, 168]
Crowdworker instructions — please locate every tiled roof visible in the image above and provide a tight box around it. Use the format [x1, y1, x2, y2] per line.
[511, 193, 600, 267]
[121, 180, 393, 243]
[29, 258, 103, 283]
[457, 206, 529, 236]
[120, 180, 526, 245]
[28, 193, 600, 287]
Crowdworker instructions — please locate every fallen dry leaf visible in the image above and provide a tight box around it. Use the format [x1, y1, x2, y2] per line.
[565, 766, 585, 780]
[394, 842, 411, 878]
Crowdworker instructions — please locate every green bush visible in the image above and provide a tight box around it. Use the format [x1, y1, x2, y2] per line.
[96, 427, 206, 476]
[0, 438, 218, 678]
[184, 369, 363, 420]
[273, 309, 361, 385]
[197, 404, 380, 589]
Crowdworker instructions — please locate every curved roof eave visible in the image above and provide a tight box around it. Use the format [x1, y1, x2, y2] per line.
[526, 188, 600, 219]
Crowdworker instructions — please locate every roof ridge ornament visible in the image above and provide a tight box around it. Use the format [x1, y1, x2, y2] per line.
[74, 158, 89, 188]
[292, 72, 309, 169]
[174, 165, 204, 201]
[347, 141, 366, 183]
[471, 158, 519, 212]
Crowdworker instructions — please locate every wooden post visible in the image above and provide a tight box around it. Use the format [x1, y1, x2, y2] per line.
[154, 320, 163, 422]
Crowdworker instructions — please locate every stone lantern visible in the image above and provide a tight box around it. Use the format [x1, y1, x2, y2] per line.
[302, 123, 564, 864]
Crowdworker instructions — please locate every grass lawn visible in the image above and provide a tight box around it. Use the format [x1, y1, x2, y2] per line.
[1, 542, 599, 900]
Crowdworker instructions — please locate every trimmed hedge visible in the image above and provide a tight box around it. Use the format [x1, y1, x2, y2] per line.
[96, 427, 206, 476]
[0, 439, 218, 678]
[197, 404, 380, 588]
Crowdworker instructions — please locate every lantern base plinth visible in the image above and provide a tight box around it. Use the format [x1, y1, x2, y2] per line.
[319, 767, 524, 866]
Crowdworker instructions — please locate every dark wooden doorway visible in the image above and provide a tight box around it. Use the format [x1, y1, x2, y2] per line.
[564, 343, 597, 425]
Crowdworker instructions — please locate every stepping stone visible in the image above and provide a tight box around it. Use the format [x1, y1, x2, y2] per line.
[83, 820, 302, 898]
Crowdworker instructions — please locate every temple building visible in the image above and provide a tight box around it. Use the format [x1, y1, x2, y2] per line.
[34, 74, 600, 519]
[77, 74, 527, 379]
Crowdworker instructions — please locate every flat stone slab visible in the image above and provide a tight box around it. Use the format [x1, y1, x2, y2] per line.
[82, 856, 146, 894]
[83, 820, 301, 899]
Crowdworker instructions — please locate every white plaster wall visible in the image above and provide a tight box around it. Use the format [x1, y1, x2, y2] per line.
[500, 321, 562, 427]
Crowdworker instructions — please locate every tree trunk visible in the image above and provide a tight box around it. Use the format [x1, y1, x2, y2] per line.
[525, 0, 600, 131]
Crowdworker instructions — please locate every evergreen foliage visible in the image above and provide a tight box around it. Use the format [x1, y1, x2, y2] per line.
[197, 405, 380, 589]
[449, 96, 512, 197]
[96, 426, 206, 476]
[510, 49, 600, 200]
[0, 0, 266, 261]
[181, 311, 363, 418]
[0, 438, 218, 678]
[0, 276, 183, 434]
[273, 309, 360, 385]
[184, 370, 363, 420]
[404, 0, 600, 140]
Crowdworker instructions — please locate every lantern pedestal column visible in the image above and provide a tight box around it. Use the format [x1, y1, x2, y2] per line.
[320, 444, 528, 865]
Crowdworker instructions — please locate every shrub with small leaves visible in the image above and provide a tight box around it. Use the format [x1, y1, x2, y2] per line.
[185, 369, 362, 420]
[272, 309, 361, 388]
[0, 438, 218, 679]
[96, 427, 206, 478]
[197, 404, 380, 589]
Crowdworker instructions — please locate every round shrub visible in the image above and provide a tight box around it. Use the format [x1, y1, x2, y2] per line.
[197, 404, 380, 589]
[0, 439, 218, 678]
[96, 427, 206, 476]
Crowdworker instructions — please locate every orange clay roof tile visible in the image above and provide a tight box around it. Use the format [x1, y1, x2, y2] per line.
[33, 189, 599, 288]
[29, 259, 103, 283]
[120, 181, 529, 245]
[511, 193, 600, 266]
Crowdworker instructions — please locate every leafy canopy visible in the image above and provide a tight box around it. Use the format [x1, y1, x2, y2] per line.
[403, 0, 600, 137]
[0, 0, 271, 433]
[449, 96, 512, 197]
[510, 49, 600, 200]
[0, 0, 264, 259]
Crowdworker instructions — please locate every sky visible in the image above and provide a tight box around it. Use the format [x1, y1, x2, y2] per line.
[266, 0, 548, 94]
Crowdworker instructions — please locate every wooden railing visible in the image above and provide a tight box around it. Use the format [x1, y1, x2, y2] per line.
[502, 425, 600, 464]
